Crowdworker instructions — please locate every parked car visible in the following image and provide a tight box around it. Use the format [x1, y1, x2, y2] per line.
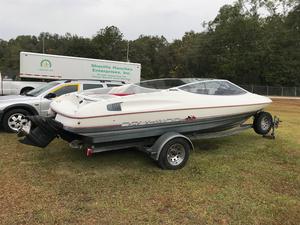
[0, 80, 122, 132]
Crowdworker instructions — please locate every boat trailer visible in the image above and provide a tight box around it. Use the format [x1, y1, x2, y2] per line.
[18, 113, 280, 170]
[71, 115, 280, 170]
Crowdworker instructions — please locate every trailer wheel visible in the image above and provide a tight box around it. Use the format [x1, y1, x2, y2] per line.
[253, 111, 273, 135]
[158, 138, 190, 170]
[2, 109, 30, 133]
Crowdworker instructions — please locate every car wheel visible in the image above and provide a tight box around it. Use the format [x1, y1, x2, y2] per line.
[158, 138, 191, 170]
[2, 109, 31, 133]
[253, 111, 273, 135]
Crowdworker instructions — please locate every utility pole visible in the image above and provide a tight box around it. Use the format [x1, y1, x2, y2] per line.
[126, 41, 130, 62]
[0, 72, 3, 96]
[42, 34, 45, 53]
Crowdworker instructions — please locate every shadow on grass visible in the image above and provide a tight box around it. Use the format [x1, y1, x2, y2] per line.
[80, 147, 157, 168]
[31, 141, 158, 171]
[192, 132, 266, 154]
[194, 140, 221, 151]
[24, 131, 265, 172]
[11, 127, 269, 172]
[0, 127, 10, 133]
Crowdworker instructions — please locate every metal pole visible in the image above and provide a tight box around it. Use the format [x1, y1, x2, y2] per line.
[295, 87, 297, 97]
[42, 35, 45, 53]
[0, 72, 3, 96]
[251, 84, 254, 93]
[281, 87, 283, 96]
[267, 85, 269, 96]
[126, 41, 130, 62]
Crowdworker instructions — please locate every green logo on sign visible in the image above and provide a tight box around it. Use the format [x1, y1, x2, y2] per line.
[40, 59, 52, 68]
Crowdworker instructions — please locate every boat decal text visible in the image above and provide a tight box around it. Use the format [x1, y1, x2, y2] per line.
[121, 118, 181, 127]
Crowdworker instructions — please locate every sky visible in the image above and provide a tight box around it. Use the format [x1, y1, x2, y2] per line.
[0, 0, 236, 41]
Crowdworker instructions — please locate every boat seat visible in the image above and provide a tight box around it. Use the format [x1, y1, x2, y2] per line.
[215, 88, 234, 95]
[196, 88, 209, 94]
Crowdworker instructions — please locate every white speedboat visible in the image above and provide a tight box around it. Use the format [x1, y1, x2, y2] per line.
[19, 78, 274, 149]
[19, 78, 280, 169]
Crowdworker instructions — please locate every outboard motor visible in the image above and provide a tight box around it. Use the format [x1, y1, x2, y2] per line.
[19, 116, 63, 148]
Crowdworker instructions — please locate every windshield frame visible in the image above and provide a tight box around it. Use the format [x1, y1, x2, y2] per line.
[136, 78, 211, 90]
[177, 79, 248, 95]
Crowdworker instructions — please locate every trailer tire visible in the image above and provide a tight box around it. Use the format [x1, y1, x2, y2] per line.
[158, 138, 190, 170]
[253, 111, 273, 135]
[2, 109, 31, 133]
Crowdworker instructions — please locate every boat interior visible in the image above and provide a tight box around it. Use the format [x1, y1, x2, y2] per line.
[75, 78, 247, 100]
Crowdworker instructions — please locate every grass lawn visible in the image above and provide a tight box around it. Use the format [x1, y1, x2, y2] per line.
[0, 99, 299, 225]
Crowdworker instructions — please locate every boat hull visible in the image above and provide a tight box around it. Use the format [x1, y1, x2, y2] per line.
[65, 110, 257, 144]
[54, 101, 269, 130]
[19, 109, 257, 148]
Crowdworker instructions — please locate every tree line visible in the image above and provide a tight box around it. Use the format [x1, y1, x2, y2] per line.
[0, 0, 299, 86]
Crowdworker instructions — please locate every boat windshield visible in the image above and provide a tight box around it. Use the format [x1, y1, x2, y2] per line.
[26, 81, 60, 97]
[108, 84, 157, 96]
[178, 80, 247, 95]
[138, 78, 204, 89]
[108, 78, 210, 95]
[80, 78, 213, 97]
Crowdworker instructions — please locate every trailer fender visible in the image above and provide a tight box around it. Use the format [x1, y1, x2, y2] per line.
[151, 132, 194, 161]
